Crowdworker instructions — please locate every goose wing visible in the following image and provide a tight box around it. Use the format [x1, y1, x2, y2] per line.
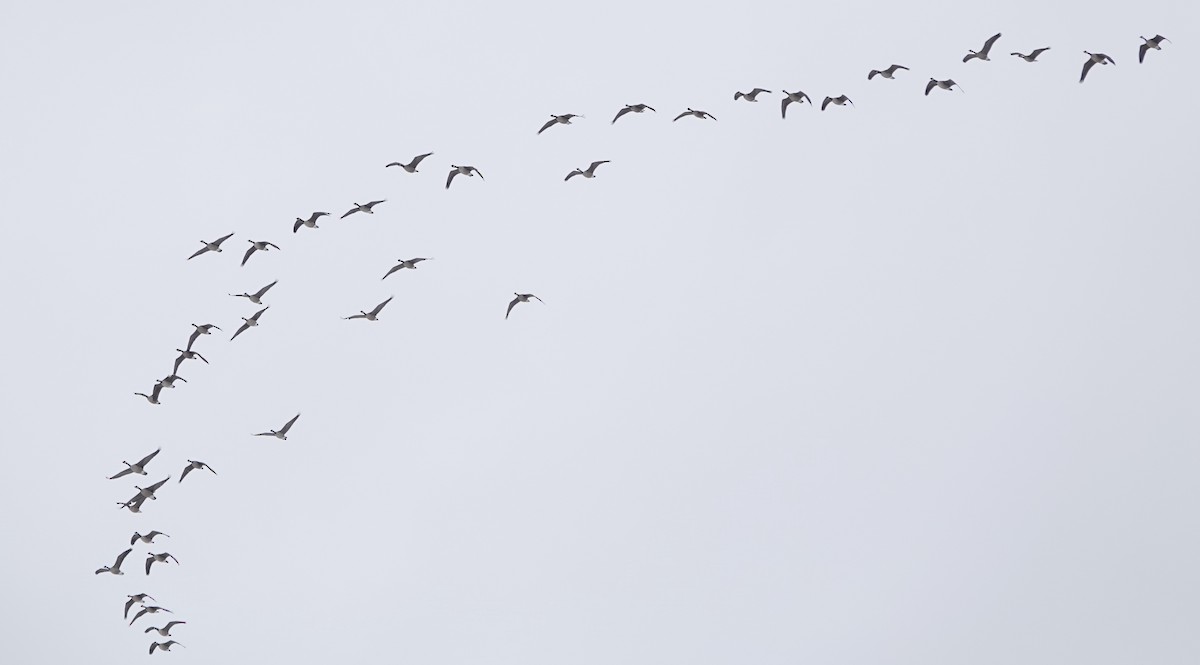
[109, 467, 133, 480]
[821, 97, 832, 111]
[369, 297, 393, 316]
[565, 170, 582, 182]
[293, 218, 304, 233]
[445, 170, 458, 189]
[411, 152, 433, 167]
[1031, 47, 1050, 58]
[125, 597, 138, 618]
[1139, 43, 1149, 63]
[185, 328, 202, 351]
[230, 322, 250, 340]
[179, 465, 194, 482]
[186, 246, 208, 260]
[214, 233, 235, 246]
[340, 206, 360, 219]
[280, 413, 301, 434]
[612, 107, 632, 124]
[114, 548, 132, 570]
[249, 306, 269, 322]
[672, 111, 689, 122]
[980, 32, 1001, 56]
[1080, 58, 1096, 82]
[382, 264, 404, 280]
[241, 245, 257, 266]
[506, 296, 520, 319]
[925, 79, 937, 96]
[867, 70, 879, 80]
[365, 200, 385, 209]
[537, 118, 557, 134]
[135, 448, 161, 468]
[254, 281, 278, 298]
[588, 160, 610, 173]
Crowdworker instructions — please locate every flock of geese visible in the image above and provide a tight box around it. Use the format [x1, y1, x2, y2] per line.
[96, 28, 1172, 655]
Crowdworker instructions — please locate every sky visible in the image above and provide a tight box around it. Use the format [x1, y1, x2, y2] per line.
[1, 1, 1198, 663]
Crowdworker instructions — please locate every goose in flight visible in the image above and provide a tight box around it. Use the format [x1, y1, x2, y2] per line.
[145, 552, 180, 575]
[1080, 51, 1116, 82]
[231, 307, 269, 340]
[344, 296, 393, 321]
[134, 383, 164, 405]
[673, 108, 717, 122]
[145, 622, 187, 637]
[95, 548, 133, 575]
[158, 374, 186, 389]
[342, 200, 386, 218]
[565, 160, 610, 182]
[868, 64, 909, 80]
[538, 113, 583, 135]
[132, 531, 169, 545]
[187, 233, 234, 260]
[185, 323, 221, 351]
[612, 103, 655, 124]
[180, 459, 217, 483]
[130, 605, 173, 626]
[108, 448, 162, 480]
[963, 32, 1002, 62]
[230, 280, 277, 305]
[242, 240, 280, 267]
[125, 594, 155, 620]
[173, 349, 208, 375]
[132, 477, 171, 501]
[386, 152, 434, 173]
[734, 88, 771, 101]
[254, 413, 301, 440]
[149, 641, 185, 654]
[293, 211, 329, 233]
[446, 165, 484, 189]
[117, 495, 149, 513]
[1011, 47, 1051, 62]
[382, 258, 431, 280]
[781, 90, 812, 118]
[1139, 35, 1170, 63]
[925, 78, 963, 95]
[821, 95, 854, 111]
[506, 293, 544, 319]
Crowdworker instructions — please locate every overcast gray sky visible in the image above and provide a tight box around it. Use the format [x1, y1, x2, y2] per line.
[2, 1, 1198, 663]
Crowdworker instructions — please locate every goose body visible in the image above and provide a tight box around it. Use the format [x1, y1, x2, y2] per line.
[1080, 51, 1116, 82]
[345, 296, 394, 321]
[1011, 47, 1051, 62]
[565, 160, 610, 182]
[149, 640, 184, 654]
[781, 90, 812, 118]
[867, 64, 909, 80]
[382, 258, 431, 280]
[821, 95, 854, 111]
[538, 113, 582, 135]
[612, 103, 655, 124]
[230, 280, 277, 305]
[180, 459, 217, 482]
[158, 374, 186, 389]
[125, 594, 155, 619]
[293, 211, 329, 233]
[254, 413, 301, 440]
[145, 622, 187, 638]
[108, 448, 161, 480]
[173, 348, 208, 375]
[734, 88, 771, 101]
[242, 240, 280, 266]
[673, 108, 717, 122]
[925, 78, 963, 95]
[341, 200, 386, 218]
[131, 605, 172, 626]
[134, 383, 164, 405]
[131, 531, 170, 546]
[117, 495, 148, 513]
[1139, 35, 1169, 63]
[145, 552, 180, 575]
[963, 32, 1002, 62]
[187, 233, 234, 260]
[231, 307, 269, 340]
[95, 548, 132, 575]
[185, 323, 221, 351]
[446, 165, 484, 189]
[133, 477, 170, 501]
[506, 293, 544, 319]
[386, 152, 434, 173]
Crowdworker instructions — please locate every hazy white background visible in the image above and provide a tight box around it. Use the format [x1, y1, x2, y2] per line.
[1, 1, 1197, 662]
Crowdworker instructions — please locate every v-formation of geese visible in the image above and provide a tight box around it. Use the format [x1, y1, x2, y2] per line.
[104, 25, 1173, 656]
